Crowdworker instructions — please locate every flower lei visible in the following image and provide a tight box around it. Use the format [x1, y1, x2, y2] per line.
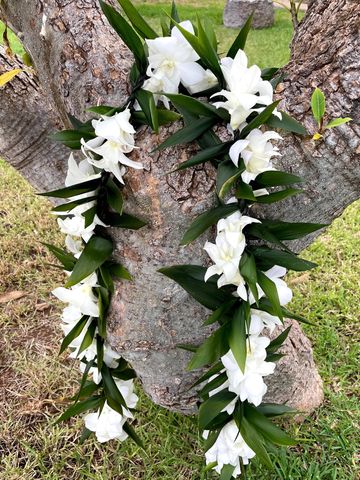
[45, 1, 327, 477]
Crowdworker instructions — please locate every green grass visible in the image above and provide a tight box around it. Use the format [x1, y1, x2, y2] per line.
[0, 2, 359, 479]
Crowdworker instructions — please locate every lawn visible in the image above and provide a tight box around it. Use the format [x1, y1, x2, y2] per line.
[0, 2, 359, 480]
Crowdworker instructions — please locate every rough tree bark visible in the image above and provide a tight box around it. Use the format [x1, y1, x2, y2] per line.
[0, 0, 359, 414]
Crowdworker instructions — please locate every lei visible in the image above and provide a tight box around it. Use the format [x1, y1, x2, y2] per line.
[44, 1, 329, 477]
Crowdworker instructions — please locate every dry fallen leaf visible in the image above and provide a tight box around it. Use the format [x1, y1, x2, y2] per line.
[0, 290, 27, 303]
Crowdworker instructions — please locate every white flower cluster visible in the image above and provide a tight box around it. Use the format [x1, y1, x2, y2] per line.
[144, 20, 217, 105]
[56, 109, 143, 247]
[143, 22, 282, 185]
[202, 210, 293, 476]
[52, 108, 141, 443]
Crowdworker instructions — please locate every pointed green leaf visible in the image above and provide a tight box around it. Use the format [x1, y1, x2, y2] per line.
[199, 390, 237, 430]
[261, 220, 327, 240]
[181, 203, 239, 245]
[123, 421, 145, 449]
[227, 13, 253, 58]
[135, 88, 159, 133]
[159, 265, 234, 311]
[169, 18, 223, 83]
[155, 116, 217, 151]
[239, 252, 258, 303]
[267, 326, 291, 353]
[203, 298, 237, 326]
[257, 403, 297, 418]
[255, 171, 303, 187]
[165, 93, 227, 120]
[105, 261, 132, 280]
[311, 87, 326, 126]
[266, 111, 308, 135]
[60, 316, 89, 354]
[240, 418, 273, 469]
[50, 130, 95, 149]
[261, 67, 280, 81]
[216, 160, 243, 199]
[240, 101, 280, 138]
[107, 212, 147, 229]
[176, 142, 231, 171]
[117, 0, 158, 38]
[55, 396, 102, 424]
[65, 236, 113, 288]
[257, 270, 283, 321]
[106, 178, 124, 215]
[235, 182, 256, 201]
[188, 324, 230, 371]
[228, 304, 249, 373]
[199, 372, 228, 399]
[245, 404, 296, 446]
[325, 117, 352, 129]
[101, 364, 126, 409]
[77, 320, 97, 355]
[219, 464, 235, 480]
[252, 247, 317, 272]
[43, 243, 76, 271]
[39, 178, 100, 199]
[191, 361, 223, 388]
[51, 196, 98, 213]
[255, 188, 302, 204]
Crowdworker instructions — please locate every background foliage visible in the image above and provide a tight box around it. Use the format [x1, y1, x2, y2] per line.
[0, 3, 358, 479]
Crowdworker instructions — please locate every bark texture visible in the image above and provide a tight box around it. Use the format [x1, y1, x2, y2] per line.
[223, 0, 274, 29]
[1, 0, 359, 414]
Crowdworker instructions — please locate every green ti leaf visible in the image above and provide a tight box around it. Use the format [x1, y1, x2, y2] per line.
[159, 265, 234, 311]
[199, 389, 237, 430]
[155, 116, 217, 151]
[188, 323, 230, 371]
[227, 13, 253, 58]
[117, 0, 158, 39]
[65, 236, 113, 288]
[50, 130, 95, 149]
[180, 203, 239, 245]
[135, 88, 159, 133]
[38, 178, 100, 199]
[266, 111, 308, 135]
[59, 316, 89, 354]
[228, 303, 249, 373]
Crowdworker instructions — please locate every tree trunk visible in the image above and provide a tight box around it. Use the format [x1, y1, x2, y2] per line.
[1, 0, 359, 414]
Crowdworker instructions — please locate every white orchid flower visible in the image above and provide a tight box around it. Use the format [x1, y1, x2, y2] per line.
[57, 213, 106, 242]
[204, 232, 248, 300]
[249, 308, 282, 336]
[84, 402, 128, 443]
[81, 136, 142, 185]
[52, 273, 99, 317]
[146, 21, 205, 91]
[217, 210, 261, 248]
[229, 129, 282, 184]
[211, 50, 281, 130]
[204, 420, 255, 476]
[221, 336, 276, 406]
[142, 69, 179, 109]
[92, 109, 136, 153]
[84, 379, 138, 443]
[65, 235, 83, 257]
[65, 153, 101, 187]
[248, 265, 293, 306]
